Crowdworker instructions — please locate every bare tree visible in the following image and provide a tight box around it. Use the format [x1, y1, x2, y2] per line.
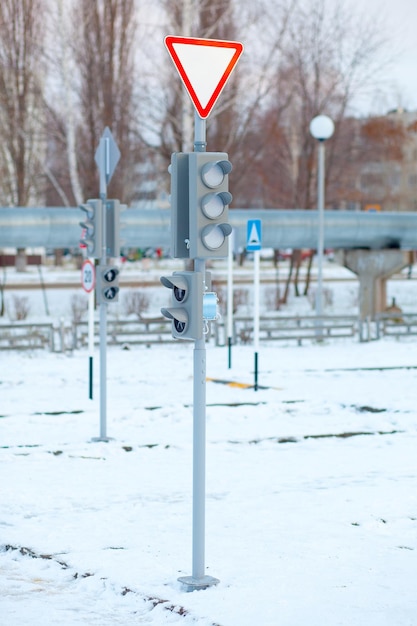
[71, 0, 139, 202]
[0, 0, 46, 206]
[198, 0, 238, 151]
[15, 0, 397, 219]
[237, 0, 392, 210]
[232, 0, 392, 301]
[43, 0, 84, 207]
[142, 0, 296, 200]
[0, 0, 47, 270]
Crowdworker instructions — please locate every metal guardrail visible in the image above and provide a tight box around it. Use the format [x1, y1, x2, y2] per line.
[3, 208, 417, 251]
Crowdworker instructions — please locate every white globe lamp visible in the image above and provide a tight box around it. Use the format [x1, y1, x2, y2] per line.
[309, 115, 335, 142]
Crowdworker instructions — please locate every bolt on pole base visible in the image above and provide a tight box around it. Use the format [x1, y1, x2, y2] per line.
[177, 575, 220, 592]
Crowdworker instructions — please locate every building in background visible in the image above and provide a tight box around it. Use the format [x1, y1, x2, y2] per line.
[355, 109, 417, 212]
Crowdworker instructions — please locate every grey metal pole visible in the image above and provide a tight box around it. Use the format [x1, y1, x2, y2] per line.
[192, 256, 207, 582]
[181, 0, 193, 152]
[253, 248, 260, 390]
[93, 128, 120, 441]
[192, 115, 207, 584]
[194, 114, 206, 153]
[88, 288, 94, 400]
[316, 141, 325, 322]
[98, 138, 108, 441]
[309, 116, 333, 329]
[99, 291, 107, 439]
[227, 230, 234, 368]
[178, 113, 219, 591]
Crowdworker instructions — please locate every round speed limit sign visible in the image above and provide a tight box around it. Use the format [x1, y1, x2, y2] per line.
[81, 259, 96, 293]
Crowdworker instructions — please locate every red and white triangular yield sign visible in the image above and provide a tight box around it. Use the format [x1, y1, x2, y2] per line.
[164, 36, 244, 119]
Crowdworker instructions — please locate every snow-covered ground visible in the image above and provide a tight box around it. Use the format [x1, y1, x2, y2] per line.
[2, 342, 417, 623]
[1, 262, 417, 624]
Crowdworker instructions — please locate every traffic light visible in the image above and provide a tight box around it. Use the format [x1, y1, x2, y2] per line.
[169, 153, 190, 259]
[105, 199, 121, 258]
[97, 266, 119, 303]
[188, 152, 233, 259]
[79, 199, 103, 258]
[160, 271, 203, 340]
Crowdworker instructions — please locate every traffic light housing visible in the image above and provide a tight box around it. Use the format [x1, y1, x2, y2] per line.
[79, 199, 103, 258]
[97, 266, 119, 303]
[160, 271, 203, 340]
[105, 199, 121, 258]
[188, 152, 233, 259]
[169, 153, 190, 259]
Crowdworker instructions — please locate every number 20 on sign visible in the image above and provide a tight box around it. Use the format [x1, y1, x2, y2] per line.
[81, 259, 96, 293]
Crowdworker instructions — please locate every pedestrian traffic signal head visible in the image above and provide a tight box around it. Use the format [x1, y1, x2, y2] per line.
[160, 271, 203, 340]
[98, 266, 120, 303]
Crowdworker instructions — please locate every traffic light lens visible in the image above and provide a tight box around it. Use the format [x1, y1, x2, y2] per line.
[201, 160, 232, 188]
[202, 193, 224, 219]
[202, 191, 232, 219]
[104, 286, 119, 300]
[174, 286, 186, 302]
[202, 163, 224, 187]
[174, 319, 186, 333]
[202, 225, 227, 250]
[103, 269, 118, 282]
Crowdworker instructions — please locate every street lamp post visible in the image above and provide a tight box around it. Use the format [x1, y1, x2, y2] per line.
[309, 115, 334, 323]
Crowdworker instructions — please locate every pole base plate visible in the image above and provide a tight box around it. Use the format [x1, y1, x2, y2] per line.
[90, 436, 113, 443]
[177, 575, 220, 592]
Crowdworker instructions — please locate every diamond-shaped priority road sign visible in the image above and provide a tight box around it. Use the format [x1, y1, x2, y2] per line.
[165, 36, 244, 119]
[95, 127, 121, 187]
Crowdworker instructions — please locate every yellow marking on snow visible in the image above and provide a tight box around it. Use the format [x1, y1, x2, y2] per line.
[206, 377, 282, 391]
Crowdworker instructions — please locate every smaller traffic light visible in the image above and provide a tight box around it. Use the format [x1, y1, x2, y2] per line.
[188, 152, 233, 259]
[98, 266, 120, 303]
[79, 199, 103, 258]
[169, 152, 190, 258]
[160, 271, 203, 340]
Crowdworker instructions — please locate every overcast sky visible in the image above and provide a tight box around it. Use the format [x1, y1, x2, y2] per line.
[346, 0, 417, 114]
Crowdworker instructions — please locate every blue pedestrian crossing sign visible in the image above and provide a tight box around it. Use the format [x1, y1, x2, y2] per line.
[246, 219, 262, 251]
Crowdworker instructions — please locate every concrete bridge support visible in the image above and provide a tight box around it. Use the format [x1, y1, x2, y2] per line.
[337, 249, 412, 320]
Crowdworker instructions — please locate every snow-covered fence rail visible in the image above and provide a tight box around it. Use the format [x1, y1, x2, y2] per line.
[72, 317, 174, 349]
[375, 312, 417, 339]
[0, 320, 74, 352]
[219, 315, 358, 346]
[8, 312, 412, 351]
[0, 322, 54, 351]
